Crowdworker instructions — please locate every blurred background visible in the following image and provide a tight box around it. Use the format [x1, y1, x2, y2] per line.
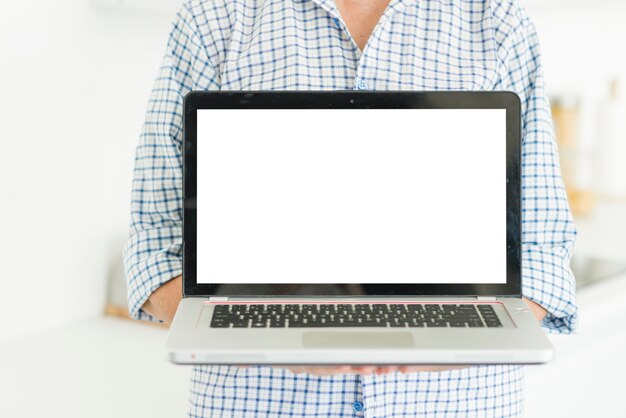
[1, 0, 625, 416]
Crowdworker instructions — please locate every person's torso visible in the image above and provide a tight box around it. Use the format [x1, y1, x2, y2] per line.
[185, 2, 523, 417]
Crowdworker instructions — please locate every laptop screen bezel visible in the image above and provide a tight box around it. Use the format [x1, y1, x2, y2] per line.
[182, 91, 522, 298]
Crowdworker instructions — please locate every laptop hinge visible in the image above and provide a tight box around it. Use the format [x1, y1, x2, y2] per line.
[476, 296, 497, 301]
[208, 297, 229, 302]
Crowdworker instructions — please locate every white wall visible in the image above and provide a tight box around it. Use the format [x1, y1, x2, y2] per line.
[0, 0, 174, 341]
[525, 1, 626, 96]
[524, 1, 626, 190]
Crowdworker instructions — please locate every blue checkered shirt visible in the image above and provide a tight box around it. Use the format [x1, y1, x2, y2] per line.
[124, 0, 577, 416]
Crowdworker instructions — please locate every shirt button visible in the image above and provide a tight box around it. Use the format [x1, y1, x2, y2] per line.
[353, 401, 364, 412]
[355, 78, 368, 90]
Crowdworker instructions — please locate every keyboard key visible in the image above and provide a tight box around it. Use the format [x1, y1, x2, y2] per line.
[230, 305, 247, 314]
[427, 321, 448, 327]
[484, 318, 502, 327]
[213, 305, 230, 314]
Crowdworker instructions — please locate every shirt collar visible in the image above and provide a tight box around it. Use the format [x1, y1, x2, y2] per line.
[307, 0, 340, 18]
[307, 0, 420, 22]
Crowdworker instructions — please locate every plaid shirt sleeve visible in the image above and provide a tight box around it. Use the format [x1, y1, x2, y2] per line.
[494, 2, 578, 333]
[123, 4, 219, 321]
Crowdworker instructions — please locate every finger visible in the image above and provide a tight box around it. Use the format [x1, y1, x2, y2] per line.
[375, 366, 400, 375]
[351, 365, 378, 375]
[397, 365, 470, 373]
[275, 365, 355, 376]
[303, 366, 355, 376]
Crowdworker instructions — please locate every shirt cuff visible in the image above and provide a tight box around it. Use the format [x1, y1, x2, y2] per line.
[124, 239, 183, 323]
[521, 245, 578, 334]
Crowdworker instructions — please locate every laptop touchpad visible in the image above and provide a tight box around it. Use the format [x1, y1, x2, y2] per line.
[303, 332, 415, 348]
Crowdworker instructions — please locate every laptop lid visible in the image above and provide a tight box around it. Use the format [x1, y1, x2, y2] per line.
[183, 91, 521, 298]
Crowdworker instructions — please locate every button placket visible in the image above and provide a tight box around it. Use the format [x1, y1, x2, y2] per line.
[351, 374, 365, 415]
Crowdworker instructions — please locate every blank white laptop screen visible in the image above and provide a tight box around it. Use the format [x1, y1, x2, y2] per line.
[196, 109, 506, 284]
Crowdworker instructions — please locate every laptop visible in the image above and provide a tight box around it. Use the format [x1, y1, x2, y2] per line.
[166, 91, 554, 365]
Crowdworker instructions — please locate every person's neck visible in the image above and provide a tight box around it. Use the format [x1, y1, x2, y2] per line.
[334, 0, 391, 52]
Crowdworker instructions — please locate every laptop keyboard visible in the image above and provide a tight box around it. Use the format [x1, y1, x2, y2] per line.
[210, 303, 503, 328]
